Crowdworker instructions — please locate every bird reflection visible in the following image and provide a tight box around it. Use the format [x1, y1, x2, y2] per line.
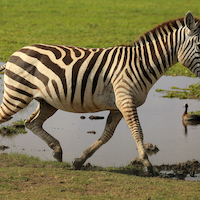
[182, 103, 200, 136]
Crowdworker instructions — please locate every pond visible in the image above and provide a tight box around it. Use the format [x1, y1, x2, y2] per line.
[1, 61, 200, 169]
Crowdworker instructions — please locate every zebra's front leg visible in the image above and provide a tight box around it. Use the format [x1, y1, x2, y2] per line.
[73, 110, 122, 169]
[25, 99, 63, 162]
[117, 99, 154, 175]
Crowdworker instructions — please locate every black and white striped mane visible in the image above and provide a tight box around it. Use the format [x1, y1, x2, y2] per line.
[131, 17, 200, 47]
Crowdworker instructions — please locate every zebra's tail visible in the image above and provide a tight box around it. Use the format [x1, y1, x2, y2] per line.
[0, 63, 6, 72]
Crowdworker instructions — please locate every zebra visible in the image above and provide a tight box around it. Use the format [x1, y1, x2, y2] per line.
[0, 11, 200, 175]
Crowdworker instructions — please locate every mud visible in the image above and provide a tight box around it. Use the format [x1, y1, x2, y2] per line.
[79, 159, 200, 180]
[128, 143, 200, 180]
[154, 159, 200, 179]
[13, 124, 25, 128]
[0, 127, 12, 135]
[129, 158, 200, 180]
[0, 145, 9, 151]
[76, 143, 200, 180]
[80, 115, 104, 120]
[144, 143, 159, 155]
[89, 115, 104, 120]
[87, 131, 96, 134]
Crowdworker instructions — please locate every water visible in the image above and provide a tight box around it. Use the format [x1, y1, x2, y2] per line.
[1, 62, 200, 169]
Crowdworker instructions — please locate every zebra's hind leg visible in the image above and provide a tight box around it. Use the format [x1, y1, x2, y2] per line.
[73, 110, 122, 170]
[24, 99, 63, 162]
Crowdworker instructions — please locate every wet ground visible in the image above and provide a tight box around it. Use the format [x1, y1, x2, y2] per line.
[156, 159, 200, 181]
[1, 62, 200, 180]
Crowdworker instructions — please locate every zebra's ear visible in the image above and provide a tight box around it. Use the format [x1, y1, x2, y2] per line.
[184, 11, 197, 35]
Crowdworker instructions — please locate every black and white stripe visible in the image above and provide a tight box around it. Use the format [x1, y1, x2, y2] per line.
[0, 11, 200, 173]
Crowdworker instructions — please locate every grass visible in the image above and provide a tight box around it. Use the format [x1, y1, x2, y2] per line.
[0, 0, 200, 76]
[0, 153, 200, 200]
[0, 119, 27, 137]
[156, 83, 200, 100]
[165, 65, 196, 77]
[189, 110, 200, 115]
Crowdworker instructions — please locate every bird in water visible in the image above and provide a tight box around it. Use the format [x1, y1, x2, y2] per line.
[182, 103, 200, 136]
[182, 103, 200, 121]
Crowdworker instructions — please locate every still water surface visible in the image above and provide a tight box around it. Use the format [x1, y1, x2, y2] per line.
[0, 62, 200, 167]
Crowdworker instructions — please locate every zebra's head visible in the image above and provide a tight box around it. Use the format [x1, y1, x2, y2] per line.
[178, 11, 200, 77]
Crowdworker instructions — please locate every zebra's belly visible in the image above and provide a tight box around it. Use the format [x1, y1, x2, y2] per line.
[35, 87, 118, 113]
[45, 99, 118, 113]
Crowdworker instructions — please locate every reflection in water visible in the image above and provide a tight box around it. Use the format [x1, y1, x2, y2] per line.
[182, 120, 200, 136]
[1, 75, 200, 167]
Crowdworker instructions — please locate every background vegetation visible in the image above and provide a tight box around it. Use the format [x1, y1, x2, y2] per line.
[1, 0, 200, 199]
[0, 0, 200, 76]
[156, 83, 200, 100]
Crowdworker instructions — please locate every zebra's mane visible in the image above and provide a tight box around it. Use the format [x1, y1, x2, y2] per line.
[129, 17, 200, 47]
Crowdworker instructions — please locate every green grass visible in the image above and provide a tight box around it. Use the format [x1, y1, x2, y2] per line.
[0, 153, 200, 200]
[188, 110, 200, 115]
[0, 0, 199, 76]
[0, 119, 27, 137]
[165, 65, 196, 77]
[156, 83, 200, 100]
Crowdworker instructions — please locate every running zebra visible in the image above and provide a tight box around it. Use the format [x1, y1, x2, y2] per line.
[0, 11, 200, 174]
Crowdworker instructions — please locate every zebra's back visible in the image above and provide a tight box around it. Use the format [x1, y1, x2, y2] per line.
[5, 44, 119, 113]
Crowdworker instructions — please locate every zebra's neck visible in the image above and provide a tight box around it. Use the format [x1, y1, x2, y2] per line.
[129, 18, 187, 90]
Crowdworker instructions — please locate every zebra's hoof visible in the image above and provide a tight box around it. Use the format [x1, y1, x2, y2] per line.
[143, 166, 157, 176]
[73, 158, 83, 170]
[53, 152, 62, 162]
[52, 148, 63, 162]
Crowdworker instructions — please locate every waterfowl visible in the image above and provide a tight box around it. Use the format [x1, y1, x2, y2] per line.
[182, 103, 200, 121]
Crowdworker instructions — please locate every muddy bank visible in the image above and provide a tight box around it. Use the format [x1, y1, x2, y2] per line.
[154, 159, 200, 180]
[80, 159, 200, 180]
[129, 159, 200, 180]
[81, 143, 200, 180]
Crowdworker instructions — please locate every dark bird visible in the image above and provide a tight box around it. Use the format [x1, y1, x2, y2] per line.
[182, 103, 200, 136]
[182, 103, 200, 121]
